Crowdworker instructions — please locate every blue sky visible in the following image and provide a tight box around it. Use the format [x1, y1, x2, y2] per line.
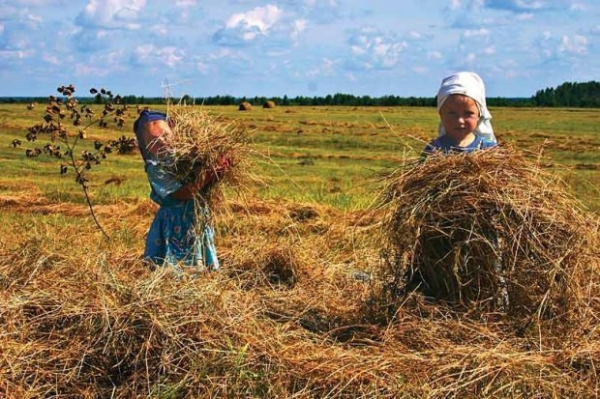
[0, 0, 598, 98]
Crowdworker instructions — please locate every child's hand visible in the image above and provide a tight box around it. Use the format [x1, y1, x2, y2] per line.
[172, 155, 232, 200]
[214, 154, 232, 178]
[206, 154, 232, 183]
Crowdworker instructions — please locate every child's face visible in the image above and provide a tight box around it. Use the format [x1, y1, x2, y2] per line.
[439, 94, 480, 141]
[145, 119, 172, 154]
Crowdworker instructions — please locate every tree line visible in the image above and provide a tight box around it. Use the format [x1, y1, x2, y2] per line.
[2, 81, 598, 108]
[532, 81, 600, 107]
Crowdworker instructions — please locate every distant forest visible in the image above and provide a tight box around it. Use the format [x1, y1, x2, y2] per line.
[2, 81, 598, 108]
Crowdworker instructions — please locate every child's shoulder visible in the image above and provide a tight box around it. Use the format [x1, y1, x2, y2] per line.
[479, 137, 497, 149]
[424, 135, 453, 153]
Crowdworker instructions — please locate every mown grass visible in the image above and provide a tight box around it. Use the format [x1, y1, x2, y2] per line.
[2, 103, 598, 211]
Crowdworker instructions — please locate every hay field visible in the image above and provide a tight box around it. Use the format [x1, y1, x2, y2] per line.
[0, 103, 599, 397]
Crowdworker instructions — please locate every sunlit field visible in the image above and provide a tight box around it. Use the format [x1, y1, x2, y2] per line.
[1, 102, 598, 397]
[2, 103, 598, 211]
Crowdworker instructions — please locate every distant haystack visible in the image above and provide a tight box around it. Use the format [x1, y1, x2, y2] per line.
[27, 102, 35, 110]
[263, 101, 276, 109]
[238, 102, 253, 111]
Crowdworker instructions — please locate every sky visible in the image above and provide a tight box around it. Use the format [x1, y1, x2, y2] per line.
[0, 0, 598, 98]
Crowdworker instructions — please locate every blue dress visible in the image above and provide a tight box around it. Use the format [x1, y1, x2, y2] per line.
[134, 110, 219, 271]
[423, 135, 497, 155]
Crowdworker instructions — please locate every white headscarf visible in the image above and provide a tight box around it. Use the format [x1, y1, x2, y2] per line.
[436, 71, 496, 143]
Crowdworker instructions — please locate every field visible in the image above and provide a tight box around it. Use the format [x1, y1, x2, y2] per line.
[0, 103, 599, 397]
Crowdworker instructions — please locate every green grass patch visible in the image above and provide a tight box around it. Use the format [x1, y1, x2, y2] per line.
[1, 103, 598, 213]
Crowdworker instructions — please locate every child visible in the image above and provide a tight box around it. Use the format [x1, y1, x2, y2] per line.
[423, 71, 497, 155]
[134, 110, 229, 272]
[421, 72, 508, 309]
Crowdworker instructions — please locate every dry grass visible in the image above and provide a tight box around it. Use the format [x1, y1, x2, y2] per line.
[1, 146, 599, 397]
[375, 146, 600, 338]
[160, 106, 251, 206]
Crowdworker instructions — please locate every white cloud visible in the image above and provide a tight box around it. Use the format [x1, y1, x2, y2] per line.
[74, 63, 112, 77]
[559, 35, 588, 55]
[533, 31, 589, 61]
[42, 53, 60, 64]
[189, 48, 253, 76]
[463, 28, 490, 38]
[346, 28, 408, 70]
[72, 29, 116, 52]
[266, 49, 291, 57]
[14, 0, 60, 5]
[72, 50, 125, 78]
[133, 44, 184, 68]
[76, 0, 146, 30]
[569, 1, 586, 11]
[483, 46, 496, 55]
[151, 24, 169, 36]
[306, 57, 335, 78]
[301, 0, 342, 24]
[351, 45, 366, 56]
[0, 5, 43, 28]
[26, 13, 42, 25]
[208, 48, 247, 61]
[226, 4, 281, 34]
[412, 66, 428, 74]
[428, 51, 443, 60]
[196, 60, 208, 74]
[0, 49, 34, 61]
[449, 0, 462, 10]
[292, 19, 307, 41]
[465, 52, 477, 63]
[213, 4, 284, 46]
[516, 13, 534, 20]
[176, 0, 197, 7]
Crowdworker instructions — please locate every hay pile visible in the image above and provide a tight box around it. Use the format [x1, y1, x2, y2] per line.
[238, 101, 252, 111]
[159, 106, 250, 206]
[377, 146, 599, 334]
[263, 100, 276, 109]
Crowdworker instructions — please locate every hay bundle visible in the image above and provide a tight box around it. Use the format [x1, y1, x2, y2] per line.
[263, 100, 276, 109]
[378, 146, 598, 329]
[159, 106, 250, 206]
[238, 101, 252, 111]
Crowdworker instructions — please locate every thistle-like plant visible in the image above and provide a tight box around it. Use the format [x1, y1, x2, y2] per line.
[16, 84, 137, 239]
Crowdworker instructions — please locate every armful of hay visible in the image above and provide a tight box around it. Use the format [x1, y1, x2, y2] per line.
[162, 107, 249, 204]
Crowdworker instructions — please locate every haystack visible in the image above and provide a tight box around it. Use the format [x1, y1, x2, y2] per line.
[238, 101, 253, 111]
[377, 146, 598, 331]
[263, 100, 276, 109]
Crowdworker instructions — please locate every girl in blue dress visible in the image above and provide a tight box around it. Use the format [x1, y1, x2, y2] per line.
[134, 110, 229, 271]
